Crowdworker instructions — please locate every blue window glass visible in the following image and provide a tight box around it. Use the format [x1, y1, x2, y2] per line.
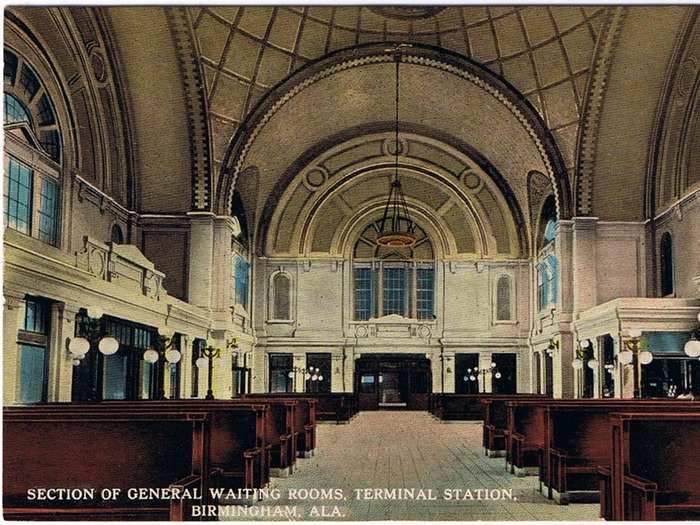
[24, 299, 48, 334]
[354, 267, 374, 320]
[4, 50, 18, 84]
[543, 219, 557, 244]
[383, 267, 406, 316]
[4, 93, 31, 125]
[234, 256, 249, 308]
[5, 156, 33, 234]
[35, 93, 55, 126]
[547, 255, 559, 306]
[537, 264, 548, 311]
[18, 64, 40, 101]
[39, 129, 61, 162]
[19, 344, 46, 403]
[103, 353, 127, 400]
[38, 177, 59, 245]
[416, 267, 434, 319]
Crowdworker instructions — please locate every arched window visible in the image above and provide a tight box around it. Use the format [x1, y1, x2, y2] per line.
[496, 274, 512, 321]
[233, 255, 249, 309]
[272, 273, 291, 320]
[4, 48, 62, 247]
[543, 219, 557, 244]
[352, 220, 435, 320]
[537, 263, 548, 311]
[546, 255, 559, 305]
[111, 224, 124, 244]
[660, 232, 674, 296]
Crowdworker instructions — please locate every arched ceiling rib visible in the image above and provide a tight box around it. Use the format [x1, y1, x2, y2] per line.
[189, 6, 608, 181]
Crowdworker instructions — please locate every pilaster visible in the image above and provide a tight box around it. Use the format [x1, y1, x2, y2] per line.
[187, 213, 215, 309]
[3, 292, 26, 405]
[572, 217, 599, 314]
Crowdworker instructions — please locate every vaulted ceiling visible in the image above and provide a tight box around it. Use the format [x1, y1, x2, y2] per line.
[189, 6, 608, 176]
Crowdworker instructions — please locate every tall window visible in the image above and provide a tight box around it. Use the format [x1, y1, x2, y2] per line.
[496, 274, 512, 321]
[354, 266, 374, 320]
[269, 353, 293, 393]
[537, 264, 548, 311]
[234, 255, 250, 308]
[111, 224, 124, 244]
[4, 49, 62, 247]
[660, 232, 674, 297]
[547, 255, 559, 306]
[352, 221, 435, 320]
[306, 353, 331, 393]
[272, 273, 291, 320]
[383, 266, 406, 316]
[416, 267, 434, 320]
[18, 298, 51, 403]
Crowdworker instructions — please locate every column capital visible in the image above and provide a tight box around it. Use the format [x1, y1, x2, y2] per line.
[3, 289, 26, 309]
[572, 216, 599, 231]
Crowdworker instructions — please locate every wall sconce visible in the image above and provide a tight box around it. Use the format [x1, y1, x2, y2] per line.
[67, 307, 119, 366]
[545, 338, 559, 357]
[572, 339, 597, 370]
[463, 363, 501, 393]
[195, 338, 237, 400]
[620, 329, 653, 398]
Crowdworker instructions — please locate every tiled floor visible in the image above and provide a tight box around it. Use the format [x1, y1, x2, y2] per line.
[220, 411, 599, 521]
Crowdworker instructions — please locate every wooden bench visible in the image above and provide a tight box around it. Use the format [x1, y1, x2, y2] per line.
[480, 395, 550, 457]
[539, 401, 700, 505]
[506, 400, 549, 476]
[313, 393, 358, 424]
[599, 412, 700, 521]
[13, 400, 271, 491]
[243, 394, 317, 457]
[3, 408, 211, 521]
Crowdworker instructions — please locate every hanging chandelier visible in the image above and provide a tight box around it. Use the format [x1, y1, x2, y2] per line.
[376, 44, 417, 248]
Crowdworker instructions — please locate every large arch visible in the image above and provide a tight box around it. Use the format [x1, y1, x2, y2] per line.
[216, 43, 572, 232]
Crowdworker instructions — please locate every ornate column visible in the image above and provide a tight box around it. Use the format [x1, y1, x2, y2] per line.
[47, 303, 81, 402]
[3, 292, 26, 405]
[443, 349, 455, 393]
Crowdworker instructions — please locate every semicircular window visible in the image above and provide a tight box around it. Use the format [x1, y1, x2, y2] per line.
[3, 49, 62, 163]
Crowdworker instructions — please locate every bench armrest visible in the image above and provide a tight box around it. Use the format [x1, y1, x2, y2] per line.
[169, 474, 202, 521]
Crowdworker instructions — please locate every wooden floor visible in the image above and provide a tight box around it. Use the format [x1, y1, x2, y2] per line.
[220, 411, 599, 521]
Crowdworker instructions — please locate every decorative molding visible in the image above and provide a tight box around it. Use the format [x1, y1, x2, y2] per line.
[575, 7, 626, 216]
[165, 7, 212, 212]
[220, 45, 570, 220]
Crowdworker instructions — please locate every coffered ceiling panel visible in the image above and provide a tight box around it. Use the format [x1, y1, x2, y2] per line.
[189, 5, 607, 177]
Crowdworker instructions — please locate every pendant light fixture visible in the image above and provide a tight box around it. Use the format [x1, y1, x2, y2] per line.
[376, 44, 417, 248]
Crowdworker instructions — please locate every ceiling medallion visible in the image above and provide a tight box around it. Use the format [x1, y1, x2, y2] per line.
[376, 44, 417, 248]
[368, 6, 446, 20]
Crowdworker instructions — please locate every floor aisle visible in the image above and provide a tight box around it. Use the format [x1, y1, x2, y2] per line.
[220, 411, 599, 521]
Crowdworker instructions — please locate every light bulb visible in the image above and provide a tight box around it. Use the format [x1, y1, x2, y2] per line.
[195, 357, 207, 369]
[288, 371, 294, 378]
[619, 350, 634, 365]
[318, 375, 323, 381]
[639, 351, 653, 365]
[143, 349, 159, 364]
[580, 339, 591, 348]
[490, 362, 497, 368]
[72, 359, 81, 366]
[98, 337, 119, 356]
[304, 373, 311, 380]
[87, 306, 104, 320]
[495, 372, 502, 379]
[165, 349, 182, 364]
[587, 358, 599, 370]
[68, 337, 90, 357]
[684, 339, 700, 358]
[463, 375, 468, 381]
[312, 374, 318, 381]
[469, 375, 476, 381]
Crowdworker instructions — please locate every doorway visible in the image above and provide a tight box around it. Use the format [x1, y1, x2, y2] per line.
[355, 354, 431, 410]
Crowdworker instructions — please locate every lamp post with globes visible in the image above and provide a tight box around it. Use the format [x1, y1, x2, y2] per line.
[462, 362, 501, 393]
[287, 366, 324, 392]
[618, 329, 654, 399]
[142, 326, 182, 400]
[66, 307, 120, 401]
[572, 339, 597, 397]
[683, 312, 700, 361]
[195, 338, 237, 400]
